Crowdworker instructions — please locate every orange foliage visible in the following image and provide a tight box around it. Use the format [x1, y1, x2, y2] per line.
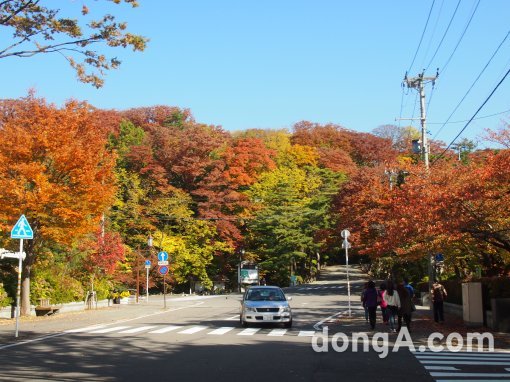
[0, 96, 116, 245]
[223, 137, 276, 187]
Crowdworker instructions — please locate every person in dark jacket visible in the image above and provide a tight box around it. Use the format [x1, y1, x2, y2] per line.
[363, 280, 379, 330]
[431, 279, 447, 323]
[397, 282, 413, 332]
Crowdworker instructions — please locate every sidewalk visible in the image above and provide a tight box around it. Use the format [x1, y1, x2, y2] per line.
[328, 297, 510, 351]
[317, 264, 510, 350]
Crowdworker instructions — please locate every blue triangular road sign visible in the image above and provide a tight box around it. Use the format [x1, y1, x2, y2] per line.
[11, 215, 34, 239]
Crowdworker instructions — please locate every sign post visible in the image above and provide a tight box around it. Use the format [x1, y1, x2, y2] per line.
[10, 215, 34, 338]
[145, 260, 151, 303]
[158, 264, 169, 309]
[341, 229, 352, 317]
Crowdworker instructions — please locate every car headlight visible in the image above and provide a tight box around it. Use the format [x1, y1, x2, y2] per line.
[245, 306, 257, 312]
[280, 307, 291, 313]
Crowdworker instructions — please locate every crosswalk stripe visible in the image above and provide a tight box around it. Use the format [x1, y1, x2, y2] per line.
[424, 366, 460, 371]
[89, 326, 130, 334]
[118, 326, 158, 334]
[416, 352, 510, 358]
[418, 356, 510, 361]
[414, 350, 510, 354]
[268, 329, 287, 336]
[238, 328, 260, 336]
[148, 325, 180, 334]
[419, 360, 510, 365]
[298, 331, 316, 337]
[431, 372, 510, 378]
[208, 327, 235, 335]
[178, 326, 208, 334]
[65, 324, 107, 333]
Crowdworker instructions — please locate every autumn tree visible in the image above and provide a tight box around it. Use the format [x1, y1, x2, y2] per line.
[372, 125, 420, 152]
[0, 95, 116, 314]
[247, 161, 344, 284]
[0, 0, 147, 87]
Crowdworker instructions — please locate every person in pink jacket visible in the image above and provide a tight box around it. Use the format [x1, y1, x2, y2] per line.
[378, 283, 388, 325]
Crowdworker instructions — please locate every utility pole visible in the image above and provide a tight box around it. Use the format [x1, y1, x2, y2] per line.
[404, 72, 437, 303]
[404, 71, 437, 170]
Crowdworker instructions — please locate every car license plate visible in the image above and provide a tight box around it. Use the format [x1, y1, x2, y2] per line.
[263, 315, 272, 321]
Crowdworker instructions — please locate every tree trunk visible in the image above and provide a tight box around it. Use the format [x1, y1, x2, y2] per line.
[21, 262, 32, 316]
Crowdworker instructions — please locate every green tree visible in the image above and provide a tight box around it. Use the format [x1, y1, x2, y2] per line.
[246, 165, 344, 285]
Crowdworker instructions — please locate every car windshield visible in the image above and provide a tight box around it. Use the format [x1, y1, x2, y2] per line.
[246, 288, 285, 301]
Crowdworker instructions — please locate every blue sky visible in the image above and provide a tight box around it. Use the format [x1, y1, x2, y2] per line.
[2, 0, 510, 148]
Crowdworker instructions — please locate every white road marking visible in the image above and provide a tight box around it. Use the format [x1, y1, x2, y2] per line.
[224, 315, 239, 321]
[431, 372, 510, 378]
[89, 326, 130, 334]
[424, 366, 460, 371]
[313, 310, 346, 330]
[419, 360, 510, 365]
[178, 326, 208, 334]
[238, 328, 260, 336]
[148, 325, 181, 334]
[208, 327, 235, 335]
[118, 326, 158, 334]
[418, 355, 510, 361]
[298, 331, 316, 337]
[268, 329, 287, 336]
[416, 352, 510, 358]
[65, 324, 107, 333]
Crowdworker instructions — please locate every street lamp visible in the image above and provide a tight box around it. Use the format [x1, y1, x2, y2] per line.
[146, 234, 153, 303]
[238, 249, 245, 293]
[136, 234, 153, 304]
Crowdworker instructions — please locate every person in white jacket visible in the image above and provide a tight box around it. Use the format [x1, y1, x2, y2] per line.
[383, 281, 400, 333]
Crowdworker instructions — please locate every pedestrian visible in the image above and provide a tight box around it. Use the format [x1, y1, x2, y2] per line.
[431, 279, 447, 323]
[361, 282, 369, 322]
[383, 280, 400, 333]
[363, 281, 379, 330]
[397, 282, 413, 332]
[403, 277, 414, 298]
[379, 283, 388, 325]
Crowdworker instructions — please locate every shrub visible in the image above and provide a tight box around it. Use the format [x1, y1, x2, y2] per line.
[31, 270, 85, 304]
[91, 277, 114, 300]
[0, 283, 13, 307]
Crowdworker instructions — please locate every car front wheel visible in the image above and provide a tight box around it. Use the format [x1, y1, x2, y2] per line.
[240, 315, 248, 328]
[284, 319, 292, 328]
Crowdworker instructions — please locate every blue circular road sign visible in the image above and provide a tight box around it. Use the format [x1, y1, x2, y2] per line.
[157, 251, 169, 262]
[158, 265, 169, 275]
[145, 260, 151, 267]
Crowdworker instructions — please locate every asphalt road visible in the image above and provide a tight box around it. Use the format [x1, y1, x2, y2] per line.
[0, 266, 506, 381]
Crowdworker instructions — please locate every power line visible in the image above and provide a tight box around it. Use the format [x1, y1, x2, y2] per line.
[408, 0, 436, 74]
[432, 29, 510, 140]
[431, 65, 510, 166]
[425, 0, 461, 71]
[428, 108, 510, 125]
[421, 0, 445, 70]
[440, 0, 481, 75]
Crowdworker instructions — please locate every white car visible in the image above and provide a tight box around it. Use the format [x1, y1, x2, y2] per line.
[240, 286, 292, 328]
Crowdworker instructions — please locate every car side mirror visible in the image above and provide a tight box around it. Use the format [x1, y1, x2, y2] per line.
[287, 296, 292, 301]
